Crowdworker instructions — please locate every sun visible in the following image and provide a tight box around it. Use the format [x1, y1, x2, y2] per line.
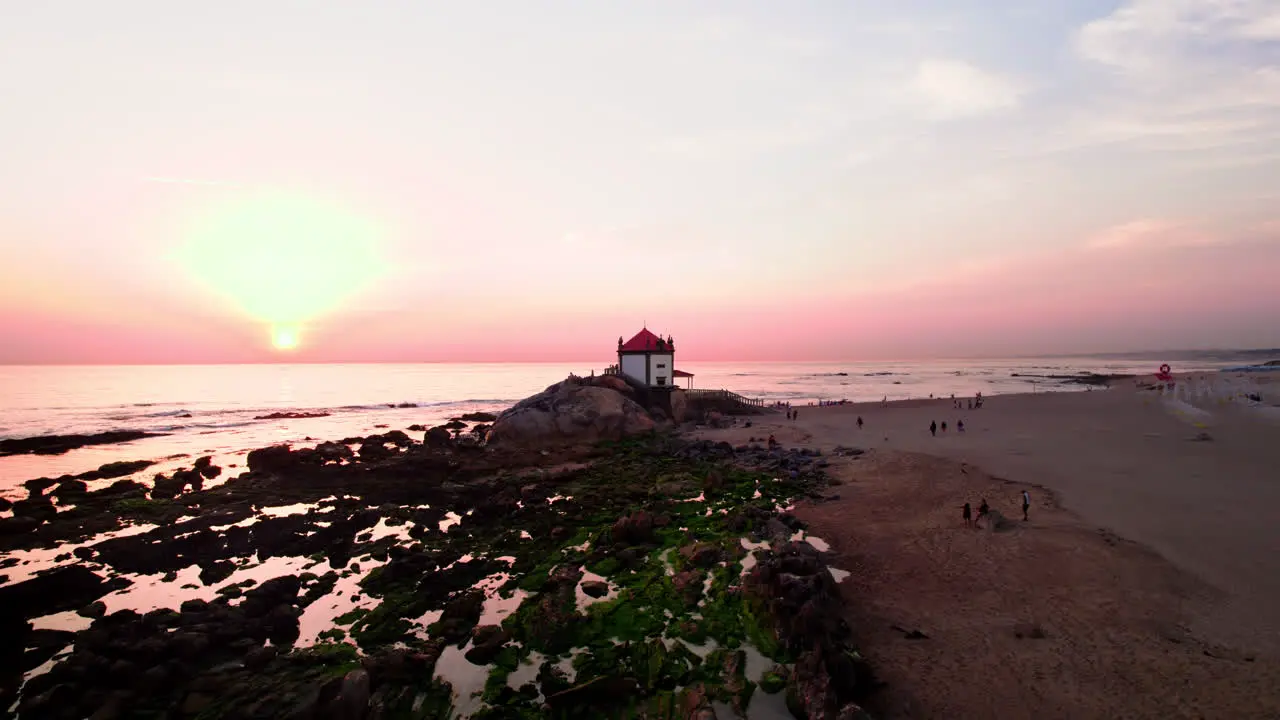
[272, 326, 300, 351]
[175, 189, 389, 352]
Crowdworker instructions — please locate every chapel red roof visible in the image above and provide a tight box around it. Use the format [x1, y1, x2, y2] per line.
[620, 328, 669, 352]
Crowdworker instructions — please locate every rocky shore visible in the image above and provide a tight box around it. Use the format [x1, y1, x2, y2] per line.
[0, 376, 875, 719]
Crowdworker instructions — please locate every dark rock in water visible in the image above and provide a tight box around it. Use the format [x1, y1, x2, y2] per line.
[406, 424, 426, 432]
[23, 477, 59, 494]
[78, 601, 107, 619]
[457, 412, 498, 423]
[0, 515, 41, 535]
[442, 420, 466, 431]
[465, 625, 511, 665]
[0, 496, 11, 512]
[79, 459, 155, 481]
[314, 441, 354, 463]
[581, 580, 609, 598]
[12, 496, 57, 522]
[245, 445, 295, 473]
[433, 589, 485, 644]
[151, 468, 204, 500]
[52, 479, 89, 502]
[198, 561, 236, 586]
[423, 426, 452, 447]
[0, 566, 129, 621]
[253, 411, 331, 420]
[0, 430, 163, 457]
[358, 441, 395, 461]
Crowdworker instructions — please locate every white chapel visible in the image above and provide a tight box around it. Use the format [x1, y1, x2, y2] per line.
[616, 328, 693, 389]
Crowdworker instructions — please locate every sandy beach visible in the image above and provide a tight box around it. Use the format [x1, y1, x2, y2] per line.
[694, 373, 1280, 718]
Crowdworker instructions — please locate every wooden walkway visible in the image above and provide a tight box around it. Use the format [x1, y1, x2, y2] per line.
[683, 388, 767, 408]
[599, 366, 770, 410]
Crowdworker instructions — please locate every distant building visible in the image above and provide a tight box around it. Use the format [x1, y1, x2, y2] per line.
[616, 328, 693, 389]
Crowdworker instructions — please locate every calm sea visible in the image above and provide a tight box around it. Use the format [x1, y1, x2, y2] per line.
[0, 356, 1257, 493]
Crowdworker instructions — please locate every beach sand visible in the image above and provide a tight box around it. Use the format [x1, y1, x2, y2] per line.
[692, 374, 1280, 718]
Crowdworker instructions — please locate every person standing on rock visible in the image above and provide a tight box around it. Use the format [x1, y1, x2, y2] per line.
[1021, 490, 1031, 521]
[930, 420, 937, 436]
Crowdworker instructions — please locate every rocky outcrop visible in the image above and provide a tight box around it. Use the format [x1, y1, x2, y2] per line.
[744, 541, 878, 719]
[486, 376, 656, 448]
[0, 431, 163, 457]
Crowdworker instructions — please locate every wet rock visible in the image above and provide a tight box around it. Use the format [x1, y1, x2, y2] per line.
[23, 477, 59, 494]
[435, 590, 485, 644]
[0, 565, 126, 620]
[324, 669, 370, 719]
[81, 459, 155, 481]
[0, 496, 11, 512]
[12, 495, 57, 522]
[0, 515, 41, 535]
[53, 479, 89, 501]
[253, 411, 331, 420]
[0, 430, 162, 457]
[198, 561, 236, 585]
[458, 412, 498, 423]
[246, 444, 296, 473]
[423, 426, 452, 447]
[612, 510, 655, 546]
[581, 580, 609, 598]
[79, 601, 108, 619]
[747, 541, 878, 716]
[244, 645, 277, 669]
[679, 542, 725, 568]
[358, 441, 395, 461]
[679, 682, 718, 720]
[315, 441, 354, 463]
[672, 571, 703, 605]
[465, 625, 511, 665]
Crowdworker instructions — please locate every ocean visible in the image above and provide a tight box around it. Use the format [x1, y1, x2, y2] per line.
[0, 355, 1261, 494]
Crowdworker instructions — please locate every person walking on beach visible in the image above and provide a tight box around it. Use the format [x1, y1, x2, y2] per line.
[794, 410, 799, 421]
[962, 502, 972, 528]
[957, 419, 965, 432]
[1021, 490, 1031, 521]
[977, 498, 990, 527]
[941, 421, 947, 433]
[930, 421, 937, 437]
[857, 416, 863, 430]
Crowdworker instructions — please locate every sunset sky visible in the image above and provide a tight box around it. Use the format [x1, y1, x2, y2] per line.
[2, 1, 1278, 363]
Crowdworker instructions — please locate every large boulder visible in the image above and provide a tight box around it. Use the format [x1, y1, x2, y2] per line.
[487, 376, 656, 448]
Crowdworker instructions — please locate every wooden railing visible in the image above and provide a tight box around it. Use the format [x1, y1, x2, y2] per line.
[684, 388, 767, 408]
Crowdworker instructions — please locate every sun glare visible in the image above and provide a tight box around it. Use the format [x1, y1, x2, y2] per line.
[272, 326, 299, 351]
[176, 189, 389, 352]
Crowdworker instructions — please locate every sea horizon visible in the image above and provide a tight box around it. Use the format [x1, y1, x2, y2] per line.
[3, 345, 1277, 368]
[2, 352, 1272, 493]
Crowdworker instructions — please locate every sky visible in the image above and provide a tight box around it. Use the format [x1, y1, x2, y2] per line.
[2, 0, 1278, 364]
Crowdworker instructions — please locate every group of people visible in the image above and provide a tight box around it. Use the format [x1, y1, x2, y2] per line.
[962, 490, 1032, 528]
[929, 419, 963, 436]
